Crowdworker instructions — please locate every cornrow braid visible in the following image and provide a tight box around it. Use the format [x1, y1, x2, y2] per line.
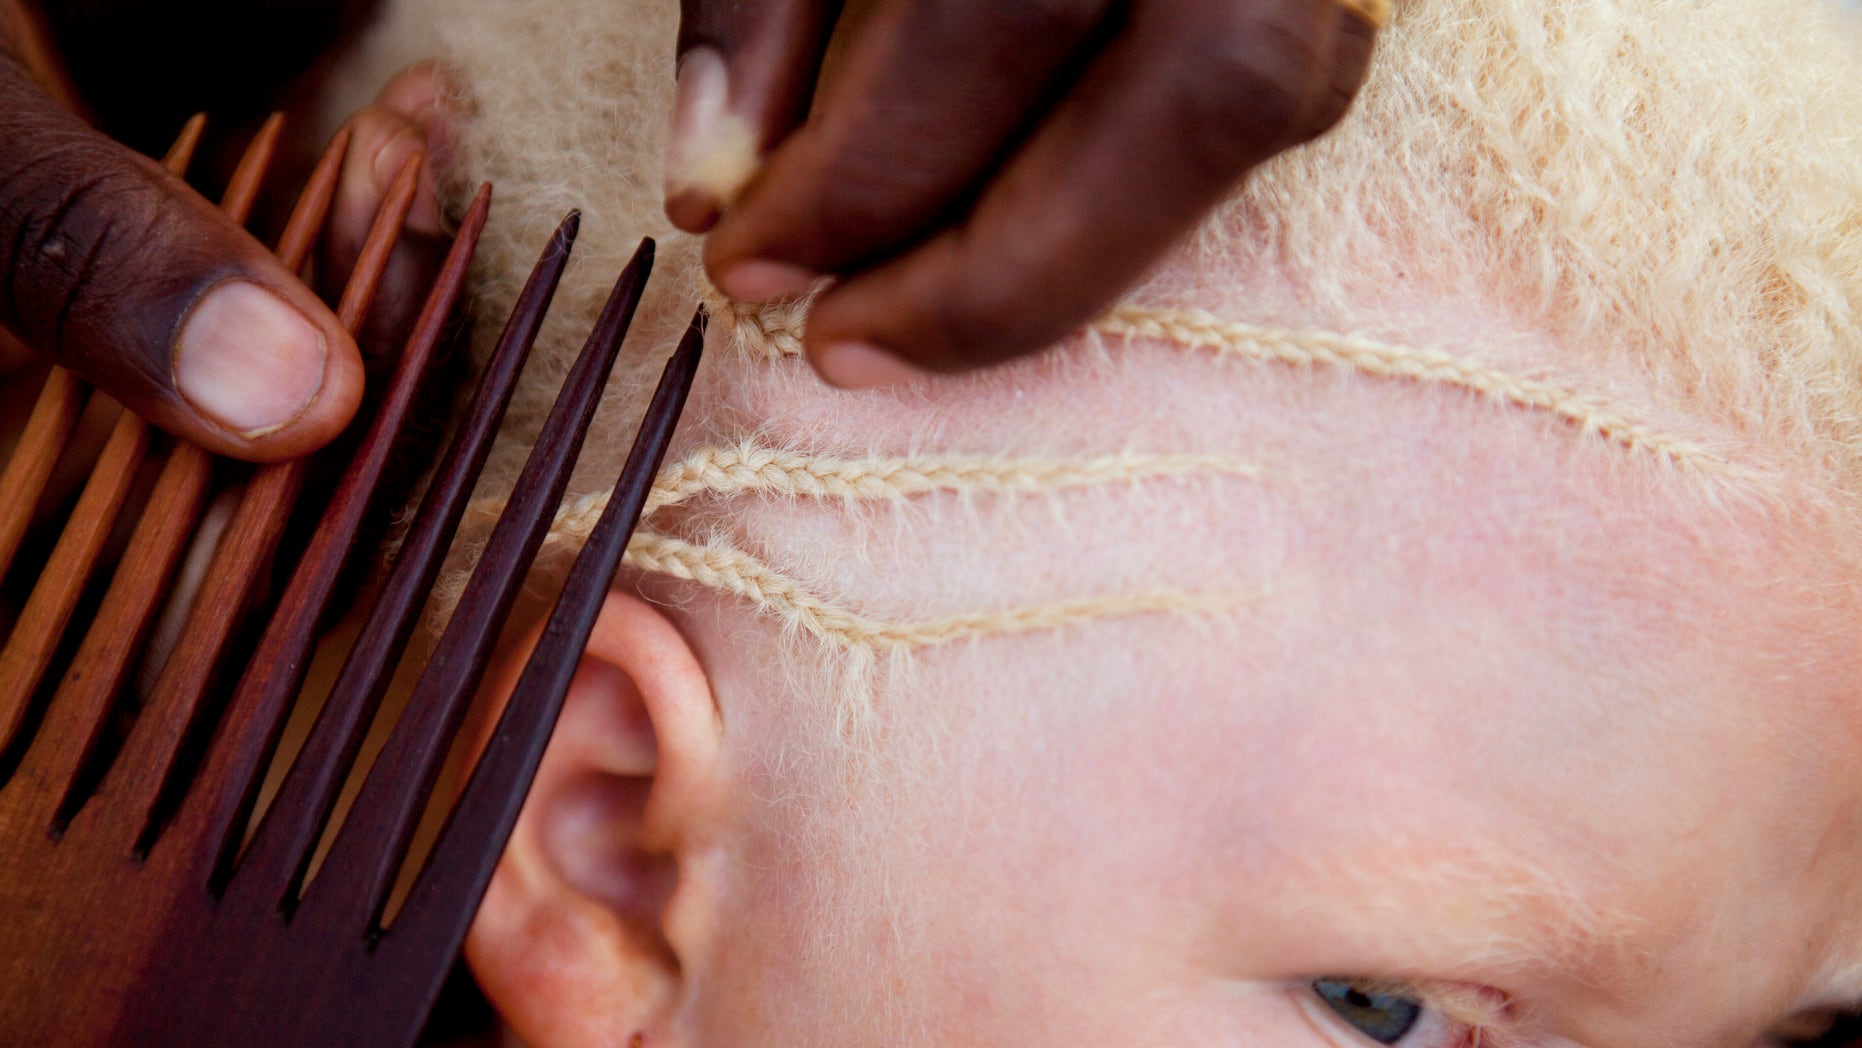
[488, 441, 1262, 652]
[509, 441, 1262, 549]
[623, 530, 1254, 652]
[1095, 306, 1744, 477]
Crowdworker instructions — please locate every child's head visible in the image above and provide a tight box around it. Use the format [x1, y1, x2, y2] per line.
[357, 0, 1862, 1041]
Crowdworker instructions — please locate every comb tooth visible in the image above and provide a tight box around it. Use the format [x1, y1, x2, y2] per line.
[275, 126, 350, 273]
[0, 119, 218, 789]
[299, 238, 654, 935]
[79, 156, 421, 851]
[391, 311, 701, 979]
[0, 360, 85, 585]
[156, 183, 493, 879]
[0, 108, 280, 739]
[0, 409, 151, 739]
[219, 113, 284, 225]
[0, 371, 88, 745]
[3, 448, 211, 824]
[160, 113, 208, 173]
[334, 154, 421, 332]
[226, 212, 584, 906]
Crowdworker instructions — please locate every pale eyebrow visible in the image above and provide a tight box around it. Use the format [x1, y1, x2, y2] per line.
[1314, 836, 1654, 984]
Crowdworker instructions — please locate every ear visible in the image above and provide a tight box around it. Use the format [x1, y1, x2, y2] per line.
[465, 592, 724, 1048]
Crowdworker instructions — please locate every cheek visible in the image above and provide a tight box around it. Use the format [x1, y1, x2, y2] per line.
[696, 838, 1029, 1046]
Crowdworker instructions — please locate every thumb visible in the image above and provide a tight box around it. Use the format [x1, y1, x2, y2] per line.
[0, 55, 362, 461]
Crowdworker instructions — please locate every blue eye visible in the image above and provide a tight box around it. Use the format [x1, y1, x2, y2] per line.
[1312, 979, 1424, 1044]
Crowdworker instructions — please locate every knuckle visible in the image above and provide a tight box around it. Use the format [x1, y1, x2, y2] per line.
[796, 138, 946, 264]
[0, 140, 141, 346]
[819, 154, 916, 237]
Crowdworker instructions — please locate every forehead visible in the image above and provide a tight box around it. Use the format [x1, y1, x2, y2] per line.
[706, 351, 1862, 1035]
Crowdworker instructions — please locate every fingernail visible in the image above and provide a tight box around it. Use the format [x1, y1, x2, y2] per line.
[665, 47, 760, 222]
[813, 341, 922, 389]
[381, 63, 457, 160]
[173, 281, 328, 438]
[716, 259, 819, 302]
[373, 132, 443, 236]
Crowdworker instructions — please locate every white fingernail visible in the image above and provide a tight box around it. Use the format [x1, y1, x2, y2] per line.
[665, 48, 761, 214]
[172, 280, 327, 438]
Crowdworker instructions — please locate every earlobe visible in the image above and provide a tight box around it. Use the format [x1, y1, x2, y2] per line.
[465, 592, 723, 1048]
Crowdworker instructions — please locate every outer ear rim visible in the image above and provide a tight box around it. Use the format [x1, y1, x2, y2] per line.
[476, 589, 724, 827]
[577, 591, 725, 849]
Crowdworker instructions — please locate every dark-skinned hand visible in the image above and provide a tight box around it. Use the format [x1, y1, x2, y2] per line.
[0, 0, 383, 461]
[667, 0, 1381, 388]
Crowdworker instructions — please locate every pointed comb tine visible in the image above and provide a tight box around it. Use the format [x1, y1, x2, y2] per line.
[274, 126, 350, 273]
[0, 368, 86, 617]
[161, 114, 207, 174]
[169, 183, 494, 879]
[218, 113, 284, 226]
[304, 238, 654, 932]
[394, 309, 702, 959]
[227, 211, 580, 905]
[334, 153, 421, 332]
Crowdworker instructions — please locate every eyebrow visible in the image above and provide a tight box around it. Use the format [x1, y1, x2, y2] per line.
[1316, 834, 1655, 984]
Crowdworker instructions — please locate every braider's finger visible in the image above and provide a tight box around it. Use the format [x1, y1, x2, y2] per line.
[799, 0, 1360, 385]
[323, 64, 455, 371]
[701, 0, 1118, 305]
[667, 0, 843, 232]
[0, 55, 363, 459]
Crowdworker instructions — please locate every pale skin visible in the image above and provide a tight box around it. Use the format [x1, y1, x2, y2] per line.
[455, 344, 1862, 1047]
